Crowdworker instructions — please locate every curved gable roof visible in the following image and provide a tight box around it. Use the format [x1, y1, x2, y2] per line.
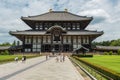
[21, 11, 93, 21]
[46, 25, 67, 33]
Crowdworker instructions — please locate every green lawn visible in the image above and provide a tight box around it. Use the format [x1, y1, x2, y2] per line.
[0, 55, 21, 60]
[81, 55, 120, 74]
[0, 55, 40, 64]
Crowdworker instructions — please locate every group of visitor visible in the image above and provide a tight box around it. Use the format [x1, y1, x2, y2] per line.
[45, 53, 66, 62]
[14, 56, 26, 63]
[56, 54, 66, 62]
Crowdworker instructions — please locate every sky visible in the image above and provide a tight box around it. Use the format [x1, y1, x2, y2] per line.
[0, 0, 120, 43]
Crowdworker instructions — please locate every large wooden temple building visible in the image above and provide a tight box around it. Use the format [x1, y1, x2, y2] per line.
[10, 9, 103, 53]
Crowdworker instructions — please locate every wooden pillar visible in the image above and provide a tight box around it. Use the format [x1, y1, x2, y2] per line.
[42, 22, 44, 30]
[31, 36, 33, 52]
[61, 35, 63, 52]
[71, 35, 73, 51]
[81, 36, 83, 44]
[51, 33, 53, 50]
[89, 36, 92, 50]
[41, 36, 43, 52]
[76, 36, 78, 48]
[23, 36, 25, 52]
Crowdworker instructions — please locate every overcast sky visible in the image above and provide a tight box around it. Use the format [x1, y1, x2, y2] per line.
[0, 0, 120, 43]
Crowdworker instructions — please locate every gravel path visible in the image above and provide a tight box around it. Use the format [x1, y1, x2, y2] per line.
[0, 56, 84, 80]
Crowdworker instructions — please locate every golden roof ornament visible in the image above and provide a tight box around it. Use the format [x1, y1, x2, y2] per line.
[49, 9, 52, 12]
[64, 9, 68, 12]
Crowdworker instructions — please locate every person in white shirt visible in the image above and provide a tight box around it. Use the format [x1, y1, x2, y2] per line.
[14, 56, 18, 63]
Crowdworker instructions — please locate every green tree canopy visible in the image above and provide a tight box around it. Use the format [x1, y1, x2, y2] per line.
[92, 39, 120, 46]
[0, 42, 11, 46]
[12, 40, 16, 46]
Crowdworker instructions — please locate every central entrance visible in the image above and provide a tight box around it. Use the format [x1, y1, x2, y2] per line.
[54, 44, 60, 52]
[46, 25, 67, 52]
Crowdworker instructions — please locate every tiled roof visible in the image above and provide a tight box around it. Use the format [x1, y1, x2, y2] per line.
[73, 45, 89, 52]
[96, 46, 120, 50]
[10, 30, 103, 36]
[0, 46, 22, 50]
[66, 30, 103, 35]
[46, 25, 67, 33]
[0, 46, 10, 50]
[21, 11, 92, 21]
[10, 31, 46, 35]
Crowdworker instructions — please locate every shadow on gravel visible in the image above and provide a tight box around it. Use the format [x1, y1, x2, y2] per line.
[0, 59, 50, 80]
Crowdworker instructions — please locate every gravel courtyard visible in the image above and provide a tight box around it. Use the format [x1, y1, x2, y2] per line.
[0, 56, 84, 80]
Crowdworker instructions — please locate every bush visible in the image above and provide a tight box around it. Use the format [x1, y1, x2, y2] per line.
[117, 49, 120, 55]
[73, 56, 120, 80]
[109, 51, 113, 55]
[4, 50, 10, 55]
[0, 50, 10, 55]
[0, 52, 4, 55]
[104, 52, 109, 55]
[72, 54, 93, 57]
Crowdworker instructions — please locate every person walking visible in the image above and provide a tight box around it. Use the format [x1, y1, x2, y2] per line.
[60, 55, 63, 62]
[63, 55, 65, 62]
[14, 56, 18, 63]
[22, 56, 26, 63]
[56, 56, 59, 62]
[46, 54, 48, 60]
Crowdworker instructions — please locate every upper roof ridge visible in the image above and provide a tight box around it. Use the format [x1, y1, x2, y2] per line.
[21, 10, 93, 21]
[22, 10, 92, 18]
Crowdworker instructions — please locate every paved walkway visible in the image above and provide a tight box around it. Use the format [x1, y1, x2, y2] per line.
[0, 56, 84, 80]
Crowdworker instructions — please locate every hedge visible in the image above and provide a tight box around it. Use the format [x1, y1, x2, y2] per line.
[0, 50, 10, 55]
[117, 49, 120, 55]
[73, 56, 120, 80]
[72, 54, 93, 57]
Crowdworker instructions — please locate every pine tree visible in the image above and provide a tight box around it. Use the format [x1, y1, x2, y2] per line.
[17, 41, 20, 46]
[12, 40, 16, 46]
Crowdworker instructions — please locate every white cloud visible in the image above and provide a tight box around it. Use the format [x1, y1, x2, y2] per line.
[0, 0, 120, 43]
[78, 9, 110, 24]
[22, 0, 53, 16]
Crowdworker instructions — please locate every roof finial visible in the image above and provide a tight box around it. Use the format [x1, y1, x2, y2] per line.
[64, 9, 68, 12]
[49, 9, 52, 12]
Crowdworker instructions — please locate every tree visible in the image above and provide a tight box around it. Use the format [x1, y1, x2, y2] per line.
[110, 39, 120, 46]
[104, 52, 109, 55]
[4, 50, 10, 55]
[117, 49, 120, 55]
[92, 39, 120, 46]
[17, 41, 20, 46]
[0, 50, 10, 55]
[12, 40, 16, 46]
[109, 51, 113, 55]
[0, 42, 11, 46]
